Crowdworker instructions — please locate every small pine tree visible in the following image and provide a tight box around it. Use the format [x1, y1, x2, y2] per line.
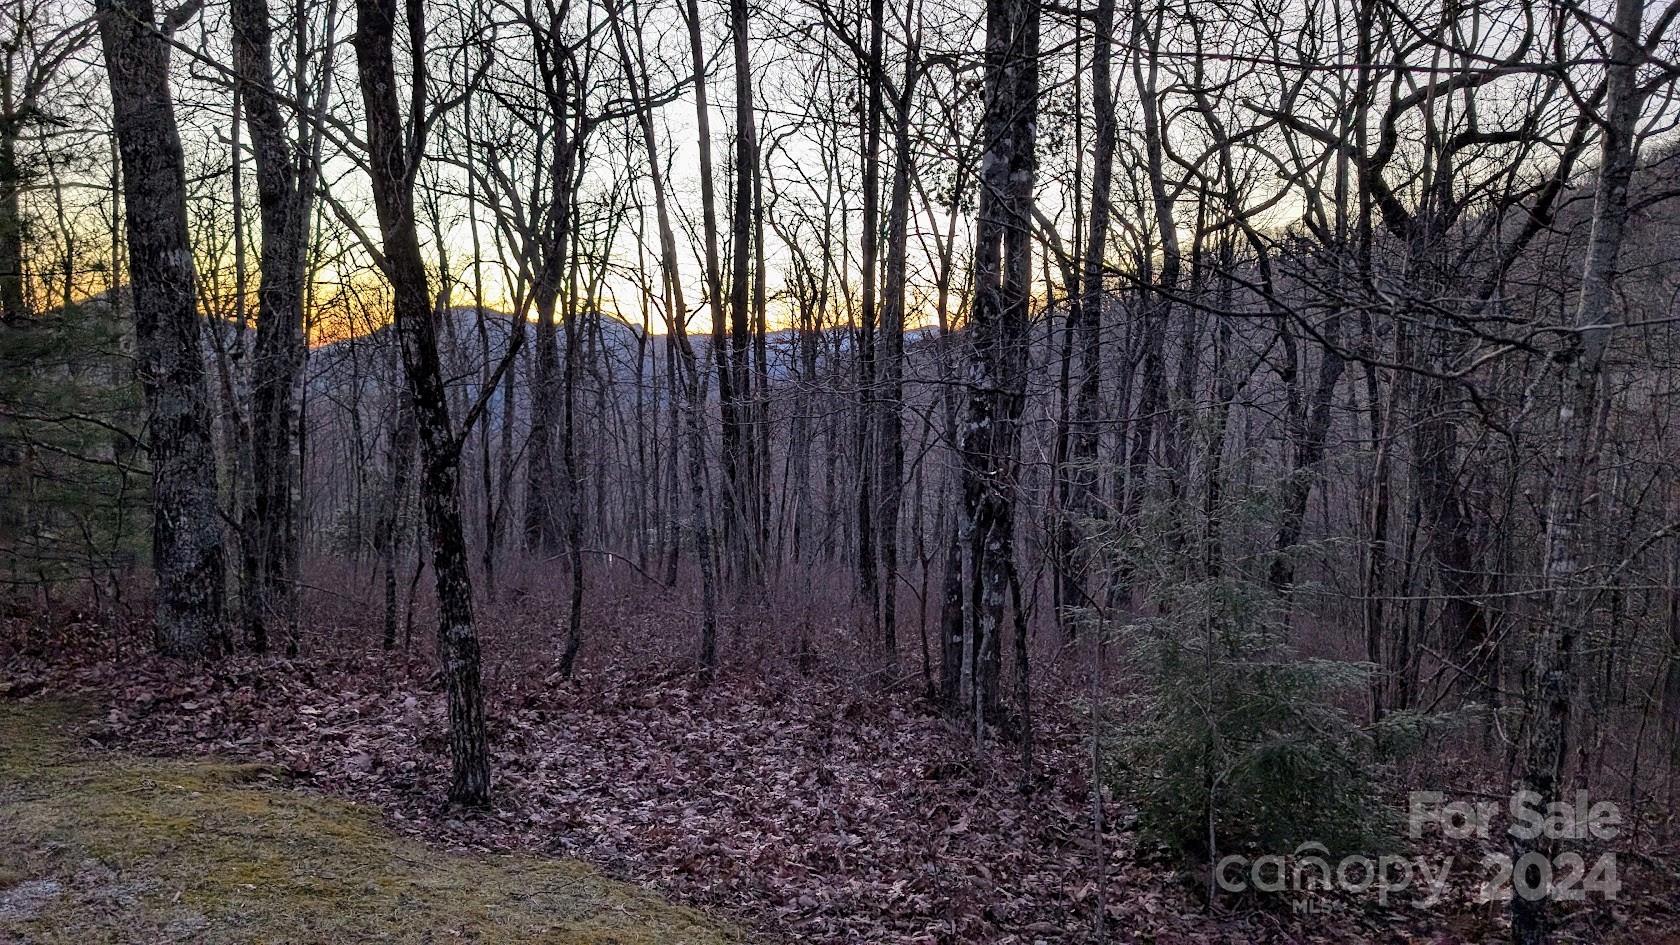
[1110, 578, 1386, 861]
[1092, 475, 1389, 870]
[0, 297, 147, 597]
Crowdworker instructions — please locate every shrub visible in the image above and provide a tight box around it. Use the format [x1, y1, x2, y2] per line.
[1091, 496, 1390, 868]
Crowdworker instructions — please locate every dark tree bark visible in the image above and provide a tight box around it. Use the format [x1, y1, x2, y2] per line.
[526, 284, 564, 554]
[684, 0, 735, 608]
[1413, 375, 1494, 691]
[608, 0, 720, 678]
[956, 0, 1040, 722]
[1268, 320, 1346, 594]
[726, 0, 761, 584]
[0, 117, 26, 322]
[853, 0, 884, 623]
[378, 384, 415, 651]
[1055, 0, 1114, 629]
[522, 28, 573, 558]
[1108, 5, 1175, 609]
[558, 218, 585, 678]
[353, 0, 490, 807]
[97, 0, 227, 658]
[875, 45, 919, 665]
[231, 0, 313, 653]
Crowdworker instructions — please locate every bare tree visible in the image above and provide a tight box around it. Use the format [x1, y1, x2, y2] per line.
[352, 0, 490, 806]
[1513, 0, 1656, 939]
[0, 0, 94, 323]
[955, 0, 1040, 724]
[229, 0, 327, 653]
[1054, 0, 1114, 631]
[875, 12, 920, 666]
[97, 0, 226, 657]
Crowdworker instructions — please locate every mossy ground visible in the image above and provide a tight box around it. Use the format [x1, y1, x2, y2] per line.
[0, 701, 739, 944]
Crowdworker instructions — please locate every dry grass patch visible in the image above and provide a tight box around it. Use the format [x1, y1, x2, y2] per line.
[0, 700, 739, 945]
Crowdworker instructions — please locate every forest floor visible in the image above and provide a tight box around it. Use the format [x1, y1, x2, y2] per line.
[0, 699, 736, 945]
[2, 601, 1676, 944]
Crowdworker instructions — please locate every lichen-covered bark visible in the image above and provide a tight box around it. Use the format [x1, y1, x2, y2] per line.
[956, 0, 1039, 722]
[97, 0, 226, 658]
[1511, 0, 1644, 940]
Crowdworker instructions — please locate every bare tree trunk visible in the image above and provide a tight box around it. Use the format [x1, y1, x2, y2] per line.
[1414, 373, 1493, 693]
[210, 94, 254, 655]
[612, 0, 719, 678]
[1512, 0, 1643, 938]
[727, 0, 761, 586]
[1268, 321, 1346, 593]
[231, 0, 313, 653]
[684, 0, 734, 602]
[98, 0, 227, 658]
[353, 0, 490, 807]
[1362, 337, 1392, 721]
[853, 0, 885, 627]
[524, 92, 568, 557]
[1056, 0, 1114, 629]
[380, 380, 415, 650]
[925, 147, 969, 709]
[875, 38, 919, 666]
[558, 202, 585, 678]
[1109, 5, 1175, 609]
[0, 118, 25, 323]
[957, 0, 1040, 723]
[465, 126, 499, 600]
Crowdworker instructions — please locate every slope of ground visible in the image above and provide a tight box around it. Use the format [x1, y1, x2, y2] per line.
[0, 642, 1420, 945]
[0, 700, 737, 945]
[6, 611, 1676, 945]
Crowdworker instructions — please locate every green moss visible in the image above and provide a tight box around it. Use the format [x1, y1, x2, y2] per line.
[0, 701, 739, 945]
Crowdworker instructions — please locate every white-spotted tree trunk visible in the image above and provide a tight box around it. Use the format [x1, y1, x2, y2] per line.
[1512, 0, 1645, 939]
